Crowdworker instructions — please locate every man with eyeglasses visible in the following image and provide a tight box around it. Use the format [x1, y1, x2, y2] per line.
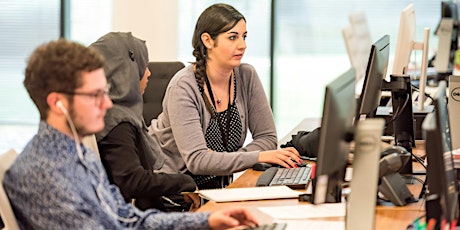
[56, 84, 111, 107]
[2, 39, 258, 229]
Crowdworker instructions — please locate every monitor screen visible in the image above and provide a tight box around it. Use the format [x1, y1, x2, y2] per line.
[434, 0, 459, 35]
[423, 80, 458, 225]
[313, 68, 356, 204]
[441, 0, 459, 25]
[392, 3, 415, 75]
[443, 0, 459, 58]
[356, 34, 390, 121]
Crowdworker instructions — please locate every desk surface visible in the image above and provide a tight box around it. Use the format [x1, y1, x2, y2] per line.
[196, 118, 427, 229]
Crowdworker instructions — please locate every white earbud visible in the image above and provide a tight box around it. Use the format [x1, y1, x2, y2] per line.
[56, 100, 68, 115]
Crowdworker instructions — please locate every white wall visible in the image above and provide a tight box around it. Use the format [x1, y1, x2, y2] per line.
[112, 0, 179, 61]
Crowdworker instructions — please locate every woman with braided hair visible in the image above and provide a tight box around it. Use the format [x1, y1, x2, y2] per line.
[149, 3, 301, 189]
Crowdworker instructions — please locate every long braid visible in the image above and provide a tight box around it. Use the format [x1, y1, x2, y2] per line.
[193, 47, 216, 116]
[192, 48, 206, 92]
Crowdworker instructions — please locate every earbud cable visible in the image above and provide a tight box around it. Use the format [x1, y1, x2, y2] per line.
[61, 106, 138, 223]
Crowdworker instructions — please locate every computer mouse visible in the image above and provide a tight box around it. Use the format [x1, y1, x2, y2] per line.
[290, 157, 308, 167]
[380, 146, 410, 157]
[252, 162, 274, 171]
[296, 161, 308, 167]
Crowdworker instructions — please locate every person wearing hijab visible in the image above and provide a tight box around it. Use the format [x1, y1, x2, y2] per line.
[91, 32, 197, 212]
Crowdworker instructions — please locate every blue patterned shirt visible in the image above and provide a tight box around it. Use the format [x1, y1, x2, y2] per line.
[3, 121, 210, 229]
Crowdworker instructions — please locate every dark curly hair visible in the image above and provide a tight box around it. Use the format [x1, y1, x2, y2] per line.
[24, 39, 105, 120]
[192, 3, 245, 89]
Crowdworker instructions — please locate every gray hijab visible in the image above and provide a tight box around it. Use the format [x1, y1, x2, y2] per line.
[91, 32, 162, 168]
[91, 31, 148, 137]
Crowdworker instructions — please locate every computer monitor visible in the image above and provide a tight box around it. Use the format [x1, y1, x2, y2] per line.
[342, 12, 372, 83]
[392, 3, 430, 112]
[392, 4, 416, 76]
[442, 0, 460, 22]
[355, 34, 390, 122]
[387, 4, 430, 174]
[434, 1, 459, 73]
[312, 68, 356, 204]
[423, 80, 459, 228]
[439, 0, 459, 37]
[442, 0, 460, 58]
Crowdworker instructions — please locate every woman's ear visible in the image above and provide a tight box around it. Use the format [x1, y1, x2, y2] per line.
[201, 32, 213, 49]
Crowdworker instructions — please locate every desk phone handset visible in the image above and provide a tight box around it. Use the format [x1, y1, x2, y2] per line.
[378, 146, 417, 206]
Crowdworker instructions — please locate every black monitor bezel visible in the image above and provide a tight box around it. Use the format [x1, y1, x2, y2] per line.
[312, 68, 356, 204]
[356, 34, 390, 121]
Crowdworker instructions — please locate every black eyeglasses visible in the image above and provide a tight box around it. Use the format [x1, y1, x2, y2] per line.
[57, 84, 111, 107]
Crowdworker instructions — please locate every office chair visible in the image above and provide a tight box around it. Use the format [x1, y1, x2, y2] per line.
[143, 61, 185, 126]
[0, 149, 20, 230]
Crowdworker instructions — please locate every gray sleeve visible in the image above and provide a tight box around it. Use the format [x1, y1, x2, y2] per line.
[237, 64, 278, 152]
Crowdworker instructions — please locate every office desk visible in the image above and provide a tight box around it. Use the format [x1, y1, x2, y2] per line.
[197, 166, 425, 229]
[197, 119, 427, 229]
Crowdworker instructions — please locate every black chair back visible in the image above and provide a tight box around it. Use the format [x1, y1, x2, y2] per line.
[143, 61, 185, 126]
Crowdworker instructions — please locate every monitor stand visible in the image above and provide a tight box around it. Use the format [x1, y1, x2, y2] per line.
[311, 173, 343, 204]
[414, 28, 431, 113]
[382, 75, 416, 175]
[346, 118, 384, 229]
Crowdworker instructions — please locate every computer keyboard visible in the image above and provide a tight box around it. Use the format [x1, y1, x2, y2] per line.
[242, 223, 287, 230]
[256, 165, 312, 189]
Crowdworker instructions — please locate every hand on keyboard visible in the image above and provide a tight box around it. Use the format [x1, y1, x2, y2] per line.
[253, 160, 307, 171]
[277, 160, 308, 168]
[258, 147, 301, 168]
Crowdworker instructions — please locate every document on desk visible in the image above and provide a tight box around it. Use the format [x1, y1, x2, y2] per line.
[276, 220, 344, 230]
[258, 203, 346, 219]
[196, 185, 302, 202]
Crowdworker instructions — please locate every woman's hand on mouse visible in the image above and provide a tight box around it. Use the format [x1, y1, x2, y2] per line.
[258, 147, 301, 168]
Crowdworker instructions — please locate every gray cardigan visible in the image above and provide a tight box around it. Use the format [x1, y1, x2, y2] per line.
[149, 63, 277, 175]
